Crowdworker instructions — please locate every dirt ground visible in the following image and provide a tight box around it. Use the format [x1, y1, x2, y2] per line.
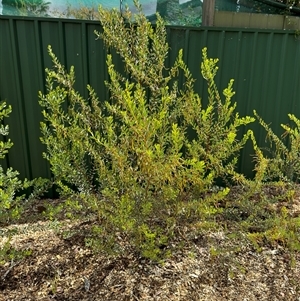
[0, 198, 300, 301]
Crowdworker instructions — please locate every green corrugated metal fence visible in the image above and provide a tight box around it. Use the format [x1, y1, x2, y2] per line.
[1, 15, 300, 181]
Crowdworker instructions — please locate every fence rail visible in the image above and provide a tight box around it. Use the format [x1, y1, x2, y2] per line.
[1, 15, 300, 181]
[215, 11, 300, 30]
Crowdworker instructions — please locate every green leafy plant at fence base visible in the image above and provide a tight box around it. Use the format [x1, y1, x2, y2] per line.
[0, 101, 51, 224]
[237, 110, 300, 252]
[39, 2, 255, 260]
[0, 101, 27, 222]
[254, 110, 300, 183]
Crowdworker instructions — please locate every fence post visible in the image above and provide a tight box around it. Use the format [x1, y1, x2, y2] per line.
[202, 0, 215, 26]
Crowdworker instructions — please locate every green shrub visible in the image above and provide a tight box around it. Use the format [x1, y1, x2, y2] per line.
[227, 110, 300, 253]
[39, 4, 254, 260]
[0, 101, 50, 224]
[254, 110, 300, 183]
[0, 102, 26, 222]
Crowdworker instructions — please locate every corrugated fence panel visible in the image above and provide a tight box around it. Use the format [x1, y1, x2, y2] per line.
[0, 18, 37, 179]
[171, 27, 300, 177]
[13, 19, 48, 180]
[1, 16, 300, 181]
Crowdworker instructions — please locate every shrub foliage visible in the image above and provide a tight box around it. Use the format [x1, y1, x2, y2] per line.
[39, 5, 256, 259]
[0, 101, 50, 224]
[254, 110, 300, 183]
[0, 102, 26, 221]
[0, 2, 298, 260]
